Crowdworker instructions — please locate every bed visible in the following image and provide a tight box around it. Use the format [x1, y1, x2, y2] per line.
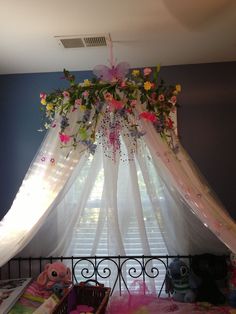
[0, 254, 235, 313]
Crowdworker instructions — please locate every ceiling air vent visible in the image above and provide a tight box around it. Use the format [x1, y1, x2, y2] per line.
[84, 36, 107, 47]
[60, 38, 85, 48]
[56, 34, 109, 48]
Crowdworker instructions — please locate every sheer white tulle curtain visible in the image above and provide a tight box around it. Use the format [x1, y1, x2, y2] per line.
[0, 112, 84, 267]
[1, 100, 236, 269]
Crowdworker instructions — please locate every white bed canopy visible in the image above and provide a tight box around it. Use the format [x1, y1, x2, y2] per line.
[0, 62, 235, 268]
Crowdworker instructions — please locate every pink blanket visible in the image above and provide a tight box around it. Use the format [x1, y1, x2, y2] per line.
[106, 294, 235, 314]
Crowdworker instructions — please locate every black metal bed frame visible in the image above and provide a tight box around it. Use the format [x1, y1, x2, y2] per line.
[0, 255, 193, 296]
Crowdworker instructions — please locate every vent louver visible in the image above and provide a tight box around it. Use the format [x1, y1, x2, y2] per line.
[56, 34, 109, 48]
[83, 36, 107, 47]
[60, 38, 85, 48]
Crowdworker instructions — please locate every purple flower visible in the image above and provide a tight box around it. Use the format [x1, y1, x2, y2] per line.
[60, 116, 69, 129]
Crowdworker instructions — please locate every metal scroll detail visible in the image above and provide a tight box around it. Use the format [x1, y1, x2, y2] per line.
[1, 255, 192, 296]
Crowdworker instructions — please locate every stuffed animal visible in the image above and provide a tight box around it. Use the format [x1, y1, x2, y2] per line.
[51, 282, 65, 298]
[191, 253, 228, 305]
[165, 258, 197, 303]
[37, 262, 72, 295]
[228, 253, 236, 307]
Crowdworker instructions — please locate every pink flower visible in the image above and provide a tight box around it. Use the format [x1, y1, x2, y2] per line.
[151, 92, 157, 100]
[139, 112, 157, 122]
[130, 100, 137, 107]
[62, 91, 70, 98]
[74, 99, 82, 106]
[82, 91, 89, 97]
[158, 94, 165, 101]
[40, 92, 47, 99]
[109, 99, 124, 110]
[143, 67, 152, 76]
[59, 133, 71, 144]
[166, 118, 174, 129]
[170, 95, 177, 105]
[120, 81, 126, 88]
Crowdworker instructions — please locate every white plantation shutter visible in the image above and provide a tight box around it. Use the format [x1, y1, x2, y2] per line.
[68, 159, 168, 257]
[70, 208, 168, 256]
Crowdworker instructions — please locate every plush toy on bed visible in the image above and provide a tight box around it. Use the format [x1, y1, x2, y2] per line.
[191, 253, 228, 305]
[228, 252, 236, 308]
[37, 262, 72, 297]
[165, 258, 197, 303]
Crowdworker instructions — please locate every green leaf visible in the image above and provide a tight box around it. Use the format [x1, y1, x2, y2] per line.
[153, 70, 158, 84]
[79, 128, 88, 141]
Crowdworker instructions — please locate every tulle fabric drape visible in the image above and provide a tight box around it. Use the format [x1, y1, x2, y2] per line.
[0, 112, 84, 267]
[141, 118, 236, 253]
[0, 102, 235, 268]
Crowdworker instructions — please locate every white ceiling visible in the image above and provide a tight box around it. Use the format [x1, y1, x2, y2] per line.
[0, 0, 236, 74]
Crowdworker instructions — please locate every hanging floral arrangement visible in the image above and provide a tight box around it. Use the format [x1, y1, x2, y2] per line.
[40, 63, 181, 157]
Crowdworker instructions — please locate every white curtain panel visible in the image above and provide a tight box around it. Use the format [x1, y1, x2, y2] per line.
[0, 104, 235, 268]
[0, 112, 85, 267]
[141, 119, 236, 253]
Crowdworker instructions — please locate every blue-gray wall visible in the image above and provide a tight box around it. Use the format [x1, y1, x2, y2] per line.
[0, 62, 235, 220]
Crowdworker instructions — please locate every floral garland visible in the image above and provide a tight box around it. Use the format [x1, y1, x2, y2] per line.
[40, 63, 180, 156]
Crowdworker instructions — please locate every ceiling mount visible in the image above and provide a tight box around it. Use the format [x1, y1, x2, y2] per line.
[55, 33, 110, 48]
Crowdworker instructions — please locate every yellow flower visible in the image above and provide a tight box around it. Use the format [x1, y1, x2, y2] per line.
[79, 105, 86, 111]
[46, 103, 54, 111]
[41, 98, 46, 105]
[132, 69, 140, 76]
[175, 84, 181, 92]
[143, 81, 152, 91]
[83, 79, 91, 87]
